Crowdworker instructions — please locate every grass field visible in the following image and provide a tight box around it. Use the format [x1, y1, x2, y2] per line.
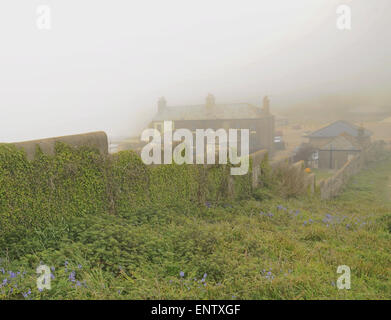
[1, 158, 391, 300]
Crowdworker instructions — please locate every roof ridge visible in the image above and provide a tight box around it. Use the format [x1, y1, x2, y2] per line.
[165, 102, 253, 108]
[308, 120, 361, 137]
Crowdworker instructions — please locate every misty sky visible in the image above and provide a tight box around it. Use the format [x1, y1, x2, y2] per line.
[0, 0, 390, 142]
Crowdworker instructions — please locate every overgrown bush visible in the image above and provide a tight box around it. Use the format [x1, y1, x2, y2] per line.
[271, 162, 307, 198]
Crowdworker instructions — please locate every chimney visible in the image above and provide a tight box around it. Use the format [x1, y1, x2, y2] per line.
[205, 93, 215, 108]
[261, 96, 270, 115]
[158, 96, 167, 113]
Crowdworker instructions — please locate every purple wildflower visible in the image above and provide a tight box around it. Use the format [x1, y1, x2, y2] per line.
[69, 271, 76, 282]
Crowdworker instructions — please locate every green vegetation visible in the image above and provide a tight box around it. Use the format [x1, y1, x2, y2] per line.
[311, 168, 335, 181]
[0, 143, 390, 300]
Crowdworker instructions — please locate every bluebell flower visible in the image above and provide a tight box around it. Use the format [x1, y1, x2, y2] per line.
[69, 271, 76, 282]
[179, 271, 185, 278]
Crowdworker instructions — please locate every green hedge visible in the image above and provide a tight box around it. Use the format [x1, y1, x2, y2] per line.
[1, 143, 264, 248]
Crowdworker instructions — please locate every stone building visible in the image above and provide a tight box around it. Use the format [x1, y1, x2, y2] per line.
[148, 94, 275, 154]
[306, 120, 372, 169]
[306, 120, 372, 148]
[317, 134, 362, 169]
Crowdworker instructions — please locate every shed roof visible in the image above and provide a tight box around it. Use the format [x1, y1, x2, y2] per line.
[307, 120, 372, 138]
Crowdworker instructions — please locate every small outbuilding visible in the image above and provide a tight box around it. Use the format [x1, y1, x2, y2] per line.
[318, 134, 361, 169]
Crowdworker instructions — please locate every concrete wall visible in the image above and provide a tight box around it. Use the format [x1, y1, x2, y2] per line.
[10, 131, 108, 160]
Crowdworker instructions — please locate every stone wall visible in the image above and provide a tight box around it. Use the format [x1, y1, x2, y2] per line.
[250, 149, 268, 188]
[319, 141, 388, 199]
[9, 131, 108, 160]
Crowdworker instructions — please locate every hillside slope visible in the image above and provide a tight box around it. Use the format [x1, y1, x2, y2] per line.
[0, 152, 390, 299]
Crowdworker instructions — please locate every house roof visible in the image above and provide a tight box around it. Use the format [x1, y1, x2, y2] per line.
[307, 120, 372, 138]
[319, 135, 361, 151]
[152, 103, 266, 121]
